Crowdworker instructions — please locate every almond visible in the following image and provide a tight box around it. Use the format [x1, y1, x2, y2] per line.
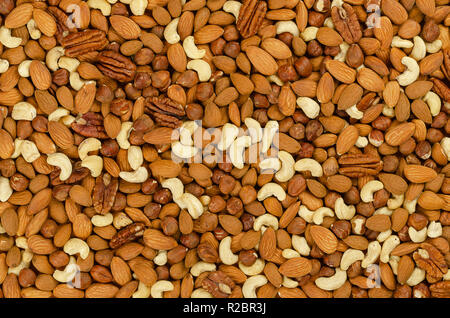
[110, 257, 132, 286]
[143, 229, 178, 250]
[48, 121, 74, 150]
[278, 84, 296, 116]
[194, 25, 224, 44]
[379, 262, 396, 290]
[149, 160, 181, 178]
[383, 81, 400, 107]
[259, 227, 277, 260]
[4, 3, 33, 28]
[33, 8, 57, 37]
[403, 165, 438, 183]
[416, 0, 436, 16]
[365, 215, 391, 232]
[130, 259, 157, 286]
[53, 284, 85, 298]
[325, 60, 356, 84]
[27, 235, 56, 255]
[411, 99, 432, 124]
[343, 235, 369, 250]
[245, 46, 278, 76]
[384, 122, 415, 146]
[0, 208, 18, 236]
[278, 257, 312, 277]
[27, 188, 52, 215]
[143, 127, 175, 145]
[35, 90, 58, 115]
[316, 27, 343, 46]
[218, 215, 242, 235]
[404, 80, 433, 99]
[85, 283, 119, 298]
[419, 52, 443, 75]
[316, 72, 334, 103]
[357, 67, 385, 92]
[230, 73, 254, 95]
[188, 163, 212, 181]
[397, 255, 415, 284]
[291, 79, 317, 97]
[310, 225, 338, 254]
[391, 242, 420, 256]
[260, 38, 292, 59]
[167, 43, 187, 72]
[336, 125, 359, 155]
[29, 61, 52, 90]
[378, 173, 408, 195]
[75, 81, 96, 114]
[278, 133, 301, 153]
[326, 175, 352, 193]
[0, 129, 14, 159]
[264, 262, 282, 287]
[381, 0, 408, 25]
[110, 15, 141, 39]
[391, 208, 409, 232]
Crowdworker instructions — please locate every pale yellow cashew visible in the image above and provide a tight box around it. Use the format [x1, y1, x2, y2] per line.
[81, 155, 103, 177]
[361, 241, 381, 268]
[219, 236, 238, 265]
[64, 238, 90, 259]
[119, 166, 148, 183]
[0, 176, 13, 202]
[239, 259, 265, 276]
[187, 59, 211, 82]
[150, 280, 174, 298]
[11, 102, 37, 121]
[334, 197, 356, 220]
[242, 275, 267, 298]
[78, 138, 101, 161]
[340, 249, 364, 270]
[315, 268, 347, 291]
[294, 158, 323, 177]
[47, 153, 72, 181]
[257, 183, 286, 202]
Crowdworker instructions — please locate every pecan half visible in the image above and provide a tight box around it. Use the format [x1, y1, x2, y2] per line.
[48, 6, 74, 43]
[50, 164, 90, 186]
[71, 112, 109, 139]
[93, 174, 119, 215]
[431, 78, 450, 103]
[145, 96, 186, 128]
[421, 243, 448, 275]
[429, 281, 450, 298]
[202, 271, 236, 298]
[236, 0, 267, 38]
[61, 29, 108, 57]
[109, 223, 145, 249]
[331, 3, 362, 44]
[442, 48, 449, 81]
[97, 50, 137, 82]
[338, 153, 383, 177]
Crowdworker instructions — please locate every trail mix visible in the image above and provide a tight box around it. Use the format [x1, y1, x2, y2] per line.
[0, 0, 448, 299]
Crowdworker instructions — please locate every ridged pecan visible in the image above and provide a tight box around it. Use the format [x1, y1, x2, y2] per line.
[71, 112, 109, 139]
[421, 243, 448, 275]
[442, 48, 449, 81]
[236, 0, 267, 38]
[50, 163, 90, 186]
[109, 223, 145, 249]
[97, 50, 137, 82]
[93, 174, 119, 215]
[202, 271, 236, 298]
[338, 153, 383, 177]
[413, 251, 443, 279]
[430, 281, 450, 298]
[48, 6, 74, 43]
[61, 29, 108, 57]
[431, 78, 450, 103]
[145, 96, 186, 128]
[331, 3, 362, 44]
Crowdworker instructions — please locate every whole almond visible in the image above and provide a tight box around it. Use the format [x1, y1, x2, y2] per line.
[259, 227, 276, 260]
[310, 225, 338, 254]
[397, 255, 415, 284]
[4, 3, 33, 28]
[385, 122, 415, 146]
[403, 165, 438, 183]
[27, 188, 52, 215]
[278, 84, 296, 116]
[48, 121, 74, 150]
[245, 46, 279, 76]
[33, 8, 57, 37]
[75, 81, 96, 114]
[110, 15, 141, 39]
[378, 173, 408, 195]
[336, 125, 359, 155]
[143, 229, 178, 250]
[365, 215, 391, 232]
[167, 43, 187, 72]
[194, 25, 224, 44]
[325, 60, 356, 84]
[260, 38, 292, 59]
[279, 257, 312, 277]
[0, 129, 14, 159]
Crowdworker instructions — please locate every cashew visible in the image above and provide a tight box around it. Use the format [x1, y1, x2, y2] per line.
[404, 198, 418, 214]
[377, 229, 392, 242]
[361, 241, 382, 268]
[300, 26, 318, 42]
[441, 137, 450, 160]
[391, 36, 413, 48]
[150, 280, 174, 298]
[427, 221, 442, 238]
[244, 118, 263, 144]
[408, 226, 427, 243]
[91, 213, 113, 227]
[132, 281, 151, 298]
[410, 36, 426, 61]
[172, 141, 198, 159]
[113, 212, 133, 229]
[183, 36, 206, 59]
[190, 261, 216, 277]
[389, 255, 400, 275]
[8, 251, 32, 275]
[161, 178, 184, 201]
[324, 17, 335, 29]
[179, 193, 203, 219]
[0, 27, 22, 48]
[360, 180, 384, 203]
[0, 177, 13, 202]
[11, 102, 37, 121]
[239, 259, 265, 276]
[20, 140, 40, 163]
[153, 250, 168, 266]
[81, 155, 103, 177]
[334, 197, 356, 220]
[380, 235, 400, 263]
[292, 235, 310, 256]
[387, 194, 404, 210]
[275, 151, 295, 182]
[259, 157, 280, 172]
[315, 268, 347, 291]
[87, 0, 112, 15]
[69, 72, 86, 91]
[64, 238, 90, 259]
[18, 60, 32, 77]
[331, 0, 343, 7]
[47, 153, 72, 181]
[298, 205, 315, 223]
[406, 267, 426, 286]
[0, 59, 8, 73]
[11, 139, 23, 159]
[296, 97, 320, 119]
[164, 18, 180, 44]
[229, 135, 251, 169]
[346, 104, 364, 119]
[253, 214, 278, 231]
[16, 237, 28, 250]
[191, 288, 213, 298]
[48, 108, 70, 122]
[116, 122, 133, 149]
[425, 39, 442, 53]
[222, 1, 241, 20]
[217, 123, 239, 151]
[219, 236, 238, 265]
[355, 136, 368, 148]
[242, 275, 267, 298]
[78, 138, 101, 161]
[383, 104, 395, 117]
[187, 59, 211, 82]
[267, 75, 284, 86]
[257, 183, 286, 202]
[282, 249, 300, 259]
[26, 19, 41, 40]
[334, 42, 349, 62]
[58, 57, 80, 73]
[294, 158, 323, 177]
[340, 249, 364, 270]
[119, 166, 148, 183]
[423, 91, 441, 116]
[275, 21, 300, 37]
[261, 120, 278, 153]
[396, 56, 419, 86]
[63, 115, 75, 126]
[53, 257, 80, 283]
[282, 276, 298, 288]
[179, 121, 198, 146]
[312, 207, 334, 225]
[127, 145, 143, 171]
[129, 0, 147, 16]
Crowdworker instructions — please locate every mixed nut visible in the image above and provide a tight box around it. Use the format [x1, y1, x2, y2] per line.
[0, 0, 448, 299]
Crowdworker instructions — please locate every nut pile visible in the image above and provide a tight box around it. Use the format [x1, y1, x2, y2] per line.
[0, 0, 448, 299]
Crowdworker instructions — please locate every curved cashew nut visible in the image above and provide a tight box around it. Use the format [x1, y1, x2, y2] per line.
[48, 108, 70, 122]
[355, 136, 368, 148]
[423, 91, 441, 116]
[18, 60, 32, 77]
[340, 249, 364, 270]
[374, 207, 393, 216]
[191, 288, 213, 298]
[113, 212, 133, 229]
[312, 207, 334, 225]
[150, 280, 173, 298]
[119, 166, 148, 183]
[391, 36, 413, 48]
[380, 235, 400, 263]
[223, 1, 241, 19]
[87, 0, 112, 15]
[261, 121, 279, 153]
[0, 26, 22, 48]
[0, 59, 9, 73]
[257, 183, 286, 202]
[26, 19, 41, 40]
[294, 158, 323, 177]
[282, 248, 300, 259]
[410, 36, 426, 61]
[315, 268, 347, 291]
[218, 123, 239, 151]
[334, 197, 356, 220]
[292, 235, 310, 256]
[300, 26, 318, 42]
[427, 221, 442, 238]
[0, 177, 13, 202]
[78, 138, 101, 161]
[440, 137, 450, 160]
[346, 104, 364, 119]
[219, 236, 238, 265]
[129, 0, 147, 16]
[15, 237, 28, 249]
[69, 72, 86, 91]
[190, 261, 216, 277]
[47, 153, 72, 181]
[324, 17, 335, 29]
[58, 57, 80, 73]
[11, 102, 37, 121]
[296, 97, 320, 119]
[282, 275, 298, 288]
[229, 135, 251, 169]
[116, 122, 133, 149]
[244, 118, 262, 144]
[164, 18, 180, 44]
[242, 275, 267, 298]
[171, 141, 198, 159]
[132, 282, 151, 298]
[179, 121, 198, 146]
[360, 180, 384, 203]
[239, 258, 265, 276]
[259, 157, 281, 172]
[425, 39, 442, 53]
[253, 214, 279, 231]
[81, 155, 103, 177]
[127, 146, 143, 170]
[406, 267, 426, 286]
[183, 36, 206, 59]
[275, 21, 300, 37]
[404, 198, 418, 214]
[91, 213, 113, 227]
[267, 75, 284, 86]
[64, 238, 90, 259]
[154, 250, 168, 266]
[361, 241, 381, 268]
[179, 192, 203, 219]
[298, 205, 315, 223]
[187, 59, 211, 82]
[20, 140, 40, 163]
[161, 178, 184, 201]
[408, 226, 427, 243]
[377, 229, 392, 242]
[387, 194, 404, 210]
[396, 56, 419, 86]
[334, 42, 349, 62]
[53, 257, 80, 283]
[275, 151, 295, 182]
